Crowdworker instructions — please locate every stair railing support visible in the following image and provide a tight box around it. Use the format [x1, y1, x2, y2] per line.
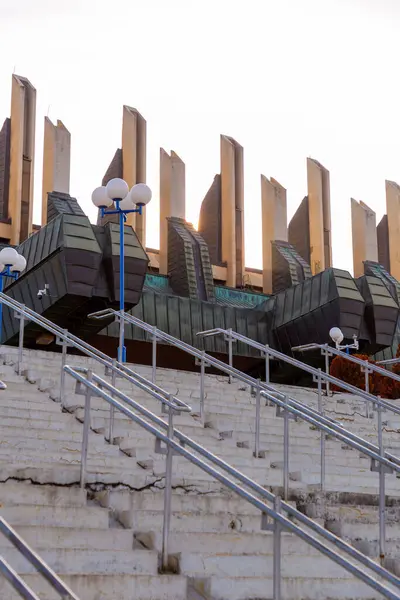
[162, 399, 175, 571]
[80, 369, 93, 489]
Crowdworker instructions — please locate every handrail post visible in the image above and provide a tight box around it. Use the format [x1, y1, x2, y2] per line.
[80, 370, 92, 489]
[152, 326, 157, 384]
[228, 328, 233, 384]
[162, 399, 175, 571]
[283, 395, 289, 501]
[108, 359, 117, 445]
[16, 309, 26, 377]
[317, 369, 325, 493]
[377, 400, 386, 566]
[365, 367, 370, 418]
[273, 495, 282, 600]
[254, 379, 261, 458]
[324, 349, 330, 396]
[200, 351, 205, 420]
[59, 330, 69, 408]
[265, 345, 270, 384]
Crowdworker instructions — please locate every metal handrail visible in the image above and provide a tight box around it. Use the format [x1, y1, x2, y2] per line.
[197, 327, 400, 418]
[0, 292, 191, 415]
[292, 341, 400, 399]
[64, 364, 400, 599]
[0, 517, 80, 599]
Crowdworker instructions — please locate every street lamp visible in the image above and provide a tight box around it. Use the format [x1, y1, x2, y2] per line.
[0, 247, 27, 343]
[92, 178, 152, 362]
[329, 327, 359, 354]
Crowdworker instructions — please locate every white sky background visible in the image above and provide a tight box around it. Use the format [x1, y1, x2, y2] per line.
[0, 0, 399, 274]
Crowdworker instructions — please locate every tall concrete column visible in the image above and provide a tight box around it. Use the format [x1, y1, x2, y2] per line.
[9, 74, 36, 245]
[159, 149, 185, 275]
[122, 105, 146, 246]
[307, 158, 332, 274]
[350, 199, 378, 278]
[42, 118, 71, 225]
[261, 175, 287, 294]
[386, 180, 400, 280]
[220, 135, 244, 288]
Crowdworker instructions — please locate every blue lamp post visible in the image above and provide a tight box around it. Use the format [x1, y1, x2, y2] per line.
[0, 247, 27, 343]
[92, 178, 152, 363]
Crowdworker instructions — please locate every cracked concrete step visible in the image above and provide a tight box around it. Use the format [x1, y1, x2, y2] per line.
[74, 408, 204, 430]
[0, 573, 187, 600]
[0, 547, 158, 575]
[0, 483, 87, 507]
[0, 525, 134, 551]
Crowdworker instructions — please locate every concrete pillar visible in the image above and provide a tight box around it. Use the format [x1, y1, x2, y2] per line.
[350, 199, 378, 278]
[307, 158, 332, 274]
[42, 118, 71, 225]
[9, 74, 36, 245]
[159, 149, 185, 275]
[261, 175, 287, 294]
[220, 135, 244, 288]
[122, 105, 146, 246]
[386, 180, 400, 280]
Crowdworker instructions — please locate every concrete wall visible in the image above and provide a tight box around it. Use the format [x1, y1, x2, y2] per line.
[307, 158, 332, 275]
[159, 149, 185, 275]
[261, 175, 287, 293]
[122, 105, 146, 246]
[351, 199, 378, 278]
[42, 118, 70, 225]
[386, 180, 400, 280]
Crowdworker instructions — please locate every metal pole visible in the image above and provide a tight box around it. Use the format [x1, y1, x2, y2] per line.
[254, 379, 261, 458]
[200, 351, 205, 420]
[162, 401, 174, 571]
[365, 368, 370, 418]
[0, 275, 4, 344]
[118, 208, 126, 363]
[108, 360, 117, 445]
[228, 328, 233, 384]
[60, 331, 68, 408]
[80, 370, 92, 489]
[265, 345, 270, 384]
[152, 327, 157, 384]
[17, 311, 25, 376]
[283, 395, 289, 501]
[377, 401, 386, 566]
[317, 369, 325, 493]
[324, 350, 330, 396]
[273, 495, 282, 600]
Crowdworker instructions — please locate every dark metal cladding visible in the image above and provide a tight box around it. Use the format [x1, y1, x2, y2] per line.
[262, 268, 365, 355]
[198, 175, 223, 266]
[356, 274, 399, 354]
[271, 240, 312, 294]
[167, 217, 214, 301]
[47, 191, 85, 223]
[288, 196, 310, 264]
[1, 214, 148, 345]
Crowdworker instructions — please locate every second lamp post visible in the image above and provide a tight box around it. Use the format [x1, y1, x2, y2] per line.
[92, 178, 152, 362]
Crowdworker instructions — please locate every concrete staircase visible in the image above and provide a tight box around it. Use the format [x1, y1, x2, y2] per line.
[0, 346, 399, 598]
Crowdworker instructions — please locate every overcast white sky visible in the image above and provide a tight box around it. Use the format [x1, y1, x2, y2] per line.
[0, 0, 399, 274]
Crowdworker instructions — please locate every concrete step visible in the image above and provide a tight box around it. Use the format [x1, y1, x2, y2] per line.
[0, 504, 109, 528]
[0, 483, 87, 507]
[0, 573, 187, 600]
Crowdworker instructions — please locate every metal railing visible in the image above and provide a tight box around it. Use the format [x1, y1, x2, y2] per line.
[0, 517, 79, 600]
[88, 309, 400, 564]
[292, 341, 400, 415]
[64, 364, 400, 600]
[1, 298, 399, 591]
[0, 293, 191, 430]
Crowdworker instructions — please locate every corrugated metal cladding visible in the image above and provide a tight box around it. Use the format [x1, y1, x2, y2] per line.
[101, 290, 274, 357]
[356, 275, 399, 353]
[272, 268, 365, 354]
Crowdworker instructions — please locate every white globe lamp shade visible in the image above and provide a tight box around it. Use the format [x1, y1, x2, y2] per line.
[92, 186, 113, 208]
[106, 178, 129, 201]
[119, 194, 135, 211]
[329, 327, 344, 345]
[130, 183, 152, 206]
[0, 247, 18, 267]
[12, 254, 27, 273]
